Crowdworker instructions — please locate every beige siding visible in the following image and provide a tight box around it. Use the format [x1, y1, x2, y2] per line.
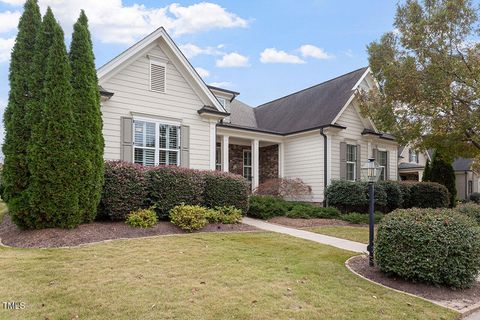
[284, 132, 324, 203]
[456, 171, 480, 200]
[100, 44, 211, 170]
[332, 103, 398, 181]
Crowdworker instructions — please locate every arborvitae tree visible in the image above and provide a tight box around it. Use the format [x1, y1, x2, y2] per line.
[422, 158, 431, 182]
[28, 22, 81, 228]
[69, 11, 104, 222]
[2, 0, 41, 227]
[430, 151, 457, 208]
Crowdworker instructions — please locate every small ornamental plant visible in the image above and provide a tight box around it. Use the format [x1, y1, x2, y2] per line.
[125, 207, 157, 228]
[170, 204, 209, 232]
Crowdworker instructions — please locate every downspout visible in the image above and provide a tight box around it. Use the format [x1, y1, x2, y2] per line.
[465, 170, 468, 200]
[320, 128, 328, 207]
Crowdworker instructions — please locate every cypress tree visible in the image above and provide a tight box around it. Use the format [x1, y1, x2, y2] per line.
[430, 151, 457, 207]
[69, 11, 104, 222]
[2, 0, 41, 227]
[28, 22, 81, 228]
[422, 158, 431, 181]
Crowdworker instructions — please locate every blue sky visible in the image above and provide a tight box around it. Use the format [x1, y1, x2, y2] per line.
[0, 0, 410, 140]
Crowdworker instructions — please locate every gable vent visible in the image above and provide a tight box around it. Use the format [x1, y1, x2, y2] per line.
[150, 62, 166, 93]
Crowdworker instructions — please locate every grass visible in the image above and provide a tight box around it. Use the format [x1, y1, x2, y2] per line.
[0, 232, 456, 320]
[306, 225, 373, 244]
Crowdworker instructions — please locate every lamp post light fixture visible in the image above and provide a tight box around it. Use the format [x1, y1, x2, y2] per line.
[361, 158, 383, 267]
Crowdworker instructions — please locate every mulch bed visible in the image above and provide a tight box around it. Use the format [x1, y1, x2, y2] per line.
[0, 215, 258, 249]
[347, 255, 480, 312]
[268, 216, 362, 228]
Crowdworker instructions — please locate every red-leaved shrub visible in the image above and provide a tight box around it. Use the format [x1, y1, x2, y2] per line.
[254, 178, 312, 201]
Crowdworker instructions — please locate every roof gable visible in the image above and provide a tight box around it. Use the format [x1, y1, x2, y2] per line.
[97, 27, 225, 113]
[253, 67, 368, 134]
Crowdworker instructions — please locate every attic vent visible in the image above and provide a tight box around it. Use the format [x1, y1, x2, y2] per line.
[150, 62, 166, 93]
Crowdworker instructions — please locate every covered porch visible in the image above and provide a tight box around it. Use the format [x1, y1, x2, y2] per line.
[215, 127, 285, 190]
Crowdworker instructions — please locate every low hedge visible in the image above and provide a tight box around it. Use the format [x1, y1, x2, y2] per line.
[147, 166, 205, 220]
[375, 208, 480, 289]
[99, 161, 249, 221]
[456, 203, 480, 225]
[98, 161, 148, 221]
[203, 171, 249, 214]
[325, 180, 450, 213]
[470, 192, 480, 204]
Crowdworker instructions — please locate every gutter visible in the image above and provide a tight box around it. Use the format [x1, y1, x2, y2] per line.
[465, 170, 468, 200]
[320, 128, 328, 207]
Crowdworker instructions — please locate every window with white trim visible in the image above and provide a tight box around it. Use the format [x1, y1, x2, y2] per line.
[133, 119, 180, 166]
[217, 97, 227, 108]
[409, 149, 419, 163]
[150, 60, 166, 93]
[346, 144, 357, 181]
[215, 143, 222, 171]
[378, 150, 388, 181]
[243, 150, 252, 182]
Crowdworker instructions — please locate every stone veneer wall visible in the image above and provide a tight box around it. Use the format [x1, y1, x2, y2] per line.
[228, 144, 278, 183]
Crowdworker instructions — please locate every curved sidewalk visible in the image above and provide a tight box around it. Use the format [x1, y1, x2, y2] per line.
[242, 217, 367, 253]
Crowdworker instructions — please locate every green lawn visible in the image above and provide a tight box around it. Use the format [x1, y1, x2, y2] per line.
[0, 232, 456, 320]
[306, 225, 373, 244]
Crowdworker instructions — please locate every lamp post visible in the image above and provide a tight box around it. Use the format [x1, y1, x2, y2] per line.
[361, 158, 382, 267]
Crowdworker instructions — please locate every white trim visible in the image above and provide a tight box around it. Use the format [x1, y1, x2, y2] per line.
[346, 144, 357, 181]
[222, 135, 229, 172]
[97, 27, 226, 113]
[252, 139, 260, 190]
[326, 135, 332, 185]
[209, 121, 216, 170]
[352, 67, 371, 91]
[243, 149, 252, 182]
[278, 142, 285, 178]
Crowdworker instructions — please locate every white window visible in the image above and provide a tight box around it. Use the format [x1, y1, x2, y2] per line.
[243, 150, 252, 182]
[215, 143, 222, 171]
[378, 150, 388, 181]
[217, 97, 227, 108]
[150, 60, 166, 93]
[346, 144, 357, 181]
[409, 150, 419, 163]
[133, 119, 180, 166]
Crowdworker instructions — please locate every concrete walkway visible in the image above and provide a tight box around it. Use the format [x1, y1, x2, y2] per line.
[242, 217, 367, 253]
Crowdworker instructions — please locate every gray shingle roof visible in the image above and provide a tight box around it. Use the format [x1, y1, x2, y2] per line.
[452, 158, 474, 171]
[229, 100, 257, 128]
[252, 67, 368, 134]
[399, 163, 425, 170]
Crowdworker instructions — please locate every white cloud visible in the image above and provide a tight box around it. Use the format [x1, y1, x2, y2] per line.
[260, 48, 305, 64]
[0, 11, 20, 33]
[209, 81, 233, 88]
[0, 1, 249, 44]
[298, 44, 332, 59]
[343, 49, 354, 58]
[195, 67, 210, 78]
[0, 0, 25, 5]
[179, 43, 223, 59]
[0, 37, 14, 63]
[216, 52, 249, 68]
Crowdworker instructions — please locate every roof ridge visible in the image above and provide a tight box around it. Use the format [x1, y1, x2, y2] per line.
[255, 66, 368, 110]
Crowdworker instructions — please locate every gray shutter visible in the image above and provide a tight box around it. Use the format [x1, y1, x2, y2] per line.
[356, 144, 361, 181]
[372, 148, 378, 161]
[385, 151, 390, 180]
[180, 125, 190, 168]
[121, 116, 133, 162]
[340, 142, 347, 180]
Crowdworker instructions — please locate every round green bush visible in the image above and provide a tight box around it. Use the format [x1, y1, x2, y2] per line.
[203, 171, 249, 214]
[375, 208, 480, 289]
[378, 181, 403, 211]
[205, 206, 242, 224]
[409, 182, 450, 208]
[125, 207, 158, 228]
[247, 196, 289, 219]
[170, 204, 208, 232]
[470, 192, 480, 204]
[456, 203, 480, 225]
[325, 180, 387, 213]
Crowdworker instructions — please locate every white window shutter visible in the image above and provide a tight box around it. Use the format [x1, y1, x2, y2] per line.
[150, 62, 166, 93]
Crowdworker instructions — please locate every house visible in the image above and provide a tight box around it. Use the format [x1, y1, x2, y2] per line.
[398, 144, 431, 181]
[97, 27, 399, 204]
[453, 158, 480, 200]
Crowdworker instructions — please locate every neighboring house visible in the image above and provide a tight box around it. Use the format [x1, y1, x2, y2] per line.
[398, 145, 431, 181]
[97, 27, 398, 204]
[452, 158, 480, 200]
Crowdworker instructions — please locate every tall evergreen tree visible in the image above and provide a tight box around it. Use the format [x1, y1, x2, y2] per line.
[28, 22, 81, 228]
[2, 0, 41, 227]
[69, 11, 104, 222]
[430, 151, 457, 208]
[422, 158, 431, 182]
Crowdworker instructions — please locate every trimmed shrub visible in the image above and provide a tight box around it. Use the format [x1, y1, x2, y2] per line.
[339, 212, 384, 224]
[170, 204, 208, 232]
[456, 203, 480, 225]
[99, 161, 147, 221]
[376, 208, 480, 289]
[378, 181, 403, 211]
[248, 196, 289, 219]
[285, 203, 340, 219]
[126, 207, 157, 228]
[254, 178, 312, 201]
[410, 182, 450, 208]
[203, 171, 249, 214]
[470, 192, 480, 204]
[325, 180, 387, 213]
[398, 182, 414, 208]
[206, 206, 242, 224]
[147, 166, 205, 220]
